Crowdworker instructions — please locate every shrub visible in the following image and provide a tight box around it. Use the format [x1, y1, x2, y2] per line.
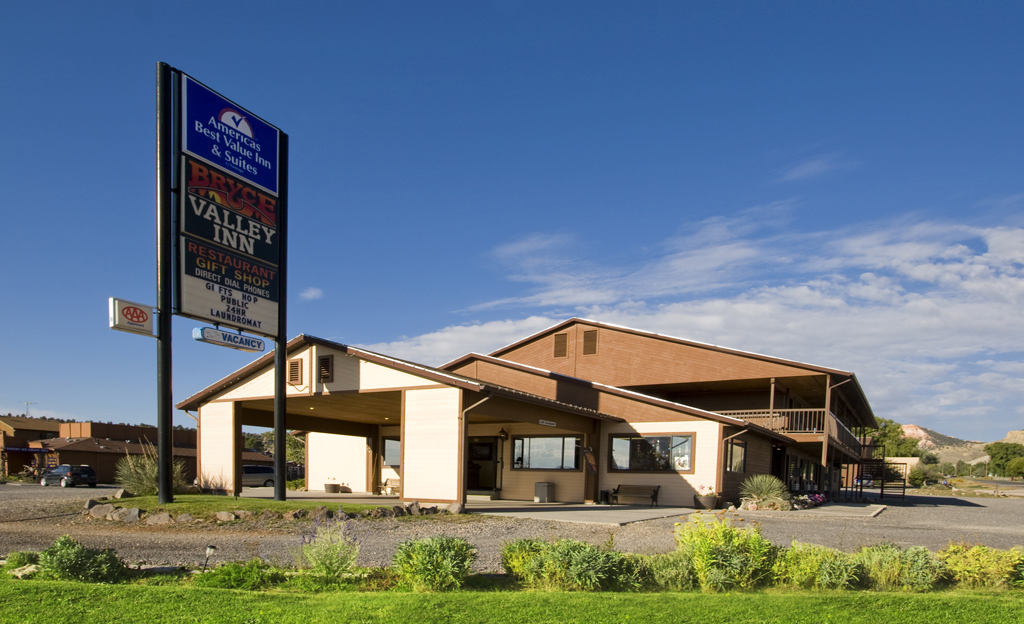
[648, 550, 696, 590]
[907, 467, 927, 488]
[37, 535, 131, 583]
[287, 479, 306, 491]
[739, 474, 791, 510]
[193, 558, 286, 591]
[2, 551, 40, 571]
[938, 543, 1024, 589]
[673, 515, 777, 592]
[773, 542, 859, 590]
[507, 539, 649, 591]
[295, 518, 360, 589]
[358, 567, 403, 592]
[115, 441, 189, 495]
[392, 536, 477, 592]
[854, 543, 943, 592]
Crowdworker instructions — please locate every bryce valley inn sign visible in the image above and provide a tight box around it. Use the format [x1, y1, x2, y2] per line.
[178, 75, 283, 338]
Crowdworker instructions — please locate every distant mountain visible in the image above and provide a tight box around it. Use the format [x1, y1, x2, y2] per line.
[899, 424, 1012, 465]
[901, 424, 980, 450]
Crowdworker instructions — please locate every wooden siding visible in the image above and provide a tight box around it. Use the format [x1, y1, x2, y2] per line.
[217, 345, 313, 401]
[307, 433, 371, 493]
[599, 420, 721, 507]
[467, 423, 587, 502]
[198, 402, 238, 493]
[497, 322, 817, 387]
[314, 346, 443, 393]
[720, 433, 773, 503]
[402, 388, 462, 502]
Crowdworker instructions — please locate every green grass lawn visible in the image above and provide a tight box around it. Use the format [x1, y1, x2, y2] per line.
[0, 581, 1022, 624]
[119, 494, 387, 519]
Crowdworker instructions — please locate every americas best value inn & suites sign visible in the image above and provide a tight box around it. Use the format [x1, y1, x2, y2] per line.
[178, 75, 283, 338]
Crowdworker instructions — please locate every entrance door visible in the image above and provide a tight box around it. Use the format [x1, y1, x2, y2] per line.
[467, 437, 497, 490]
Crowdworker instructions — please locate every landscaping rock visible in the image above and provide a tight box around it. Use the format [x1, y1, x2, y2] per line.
[113, 488, 134, 500]
[109, 507, 131, 522]
[215, 511, 236, 522]
[310, 505, 329, 522]
[259, 509, 280, 521]
[369, 508, 384, 518]
[175, 513, 194, 523]
[235, 510, 254, 520]
[146, 512, 174, 525]
[89, 503, 115, 519]
[404, 500, 421, 516]
[9, 564, 39, 579]
[334, 509, 349, 521]
[422, 505, 437, 515]
[123, 508, 141, 523]
[283, 509, 308, 520]
[391, 505, 407, 517]
[446, 503, 464, 515]
[84, 499, 99, 510]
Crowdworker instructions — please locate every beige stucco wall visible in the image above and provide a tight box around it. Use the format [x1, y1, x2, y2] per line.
[599, 420, 722, 507]
[198, 401, 237, 492]
[315, 347, 443, 393]
[218, 345, 313, 401]
[307, 432, 370, 493]
[402, 387, 462, 502]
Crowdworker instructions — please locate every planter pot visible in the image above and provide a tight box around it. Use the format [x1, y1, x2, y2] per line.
[324, 483, 341, 494]
[693, 495, 719, 510]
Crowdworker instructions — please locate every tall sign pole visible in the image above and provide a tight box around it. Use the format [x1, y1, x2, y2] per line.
[156, 63, 174, 504]
[154, 62, 288, 503]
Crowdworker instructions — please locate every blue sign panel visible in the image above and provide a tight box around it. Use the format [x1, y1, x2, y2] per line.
[192, 327, 266, 352]
[182, 75, 280, 195]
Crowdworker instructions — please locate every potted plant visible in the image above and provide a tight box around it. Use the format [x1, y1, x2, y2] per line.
[324, 477, 341, 494]
[693, 484, 720, 510]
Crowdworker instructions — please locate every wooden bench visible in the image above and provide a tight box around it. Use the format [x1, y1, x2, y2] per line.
[610, 484, 661, 507]
[382, 478, 400, 495]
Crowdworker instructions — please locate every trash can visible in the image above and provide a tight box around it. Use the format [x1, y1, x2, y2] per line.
[599, 490, 611, 505]
[534, 482, 555, 503]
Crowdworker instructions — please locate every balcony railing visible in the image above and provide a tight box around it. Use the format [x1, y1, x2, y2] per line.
[719, 408, 861, 457]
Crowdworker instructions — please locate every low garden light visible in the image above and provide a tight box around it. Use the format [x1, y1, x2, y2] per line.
[202, 545, 217, 572]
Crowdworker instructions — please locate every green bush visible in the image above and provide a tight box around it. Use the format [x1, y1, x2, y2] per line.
[739, 474, 789, 501]
[37, 535, 131, 583]
[938, 543, 1024, 589]
[2, 551, 40, 571]
[504, 539, 649, 591]
[193, 558, 286, 591]
[286, 479, 306, 491]
[673, 515, 777, 592]
[907, 467, 927, 487]
[854, 543, 944, 592]
[392, 536, 477, 592]
[773, 542, 859, 590]
[295, 518, 359, 589]
[648, 550, 696, 590]
[115, 442, 190, 496]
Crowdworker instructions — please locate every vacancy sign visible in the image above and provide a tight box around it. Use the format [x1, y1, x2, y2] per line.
[192, 327, 265, 352]
[109, 297, 155, 337]
[177, 73, 283, 339]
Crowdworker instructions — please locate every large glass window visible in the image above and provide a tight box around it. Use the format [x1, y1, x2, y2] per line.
[512, 436, 581, 470]
[383, 437, 400, 468]
[610, 434, 693, 472]
[726, 440, 746, 473]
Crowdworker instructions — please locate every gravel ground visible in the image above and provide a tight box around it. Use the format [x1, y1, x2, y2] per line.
[2, 483, 1023, 572]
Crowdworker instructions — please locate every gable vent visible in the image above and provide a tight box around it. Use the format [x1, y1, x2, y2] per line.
[582, 330, 598, 355]
[288, 359, 303, 385]
[553, 332, 569, 358]
[318, 354, 334, 383]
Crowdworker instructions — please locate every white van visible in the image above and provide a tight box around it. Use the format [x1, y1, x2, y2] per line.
[241, 465, 275, 487]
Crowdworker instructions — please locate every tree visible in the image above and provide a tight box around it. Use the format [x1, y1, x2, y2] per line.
[1006, 457, 1024, 481]
[983, 442, 1024, 477]
[919, 451, 939, 465]
[955, 460, 971, 477]
[864, 418, 921, 457]
[938, 462, 956, 476]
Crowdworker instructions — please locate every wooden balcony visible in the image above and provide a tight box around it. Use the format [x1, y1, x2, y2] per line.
[718, 408, 862, 459]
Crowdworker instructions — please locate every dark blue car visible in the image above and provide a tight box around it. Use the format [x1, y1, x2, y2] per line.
[40, 465, 98, 488]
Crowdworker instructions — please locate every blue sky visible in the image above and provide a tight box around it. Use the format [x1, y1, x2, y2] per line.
[2, 2, 1023, 442]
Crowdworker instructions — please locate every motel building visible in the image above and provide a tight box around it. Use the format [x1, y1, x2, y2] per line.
[177, 319, 878, 506]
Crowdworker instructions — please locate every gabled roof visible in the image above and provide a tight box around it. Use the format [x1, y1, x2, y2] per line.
[176, 335, 621, 422]
[446, 352, 794, 444]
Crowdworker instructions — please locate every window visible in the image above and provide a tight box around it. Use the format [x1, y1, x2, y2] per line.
[582, 329, 598, 355]
[383, 437, 401, 468]
[726, 440, 746, 473]
[553, 333, 569, 358]
[610, 434, 693, 472]
[512, 436, 581, 470]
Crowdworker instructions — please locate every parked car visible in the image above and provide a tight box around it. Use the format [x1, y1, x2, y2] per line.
[241, 465, 275, 488]
[40, 465, 98, 488]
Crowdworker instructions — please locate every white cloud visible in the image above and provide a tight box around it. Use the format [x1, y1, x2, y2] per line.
[780, 153, 847, 182]
[300, 287, 324, 301]
[361, 215, 1024, 442]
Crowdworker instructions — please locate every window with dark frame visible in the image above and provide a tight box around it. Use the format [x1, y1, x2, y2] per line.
[553, 333, 569, 358]
[383, 437, 401, 469]
[726, 439, 747, 473]
[609, 434, 692, 472]
[512, 436, 581, 470]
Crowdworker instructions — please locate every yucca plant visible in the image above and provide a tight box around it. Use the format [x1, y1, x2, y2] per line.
[739, 474, 790, 509]
[114, 441, 189, 495]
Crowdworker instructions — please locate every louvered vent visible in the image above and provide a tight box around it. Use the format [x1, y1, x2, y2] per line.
[288, 359, 303, 385]
[553, 332, 569, 358]
[582, 330, 598, 355]
[318, 355, 334, 383]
